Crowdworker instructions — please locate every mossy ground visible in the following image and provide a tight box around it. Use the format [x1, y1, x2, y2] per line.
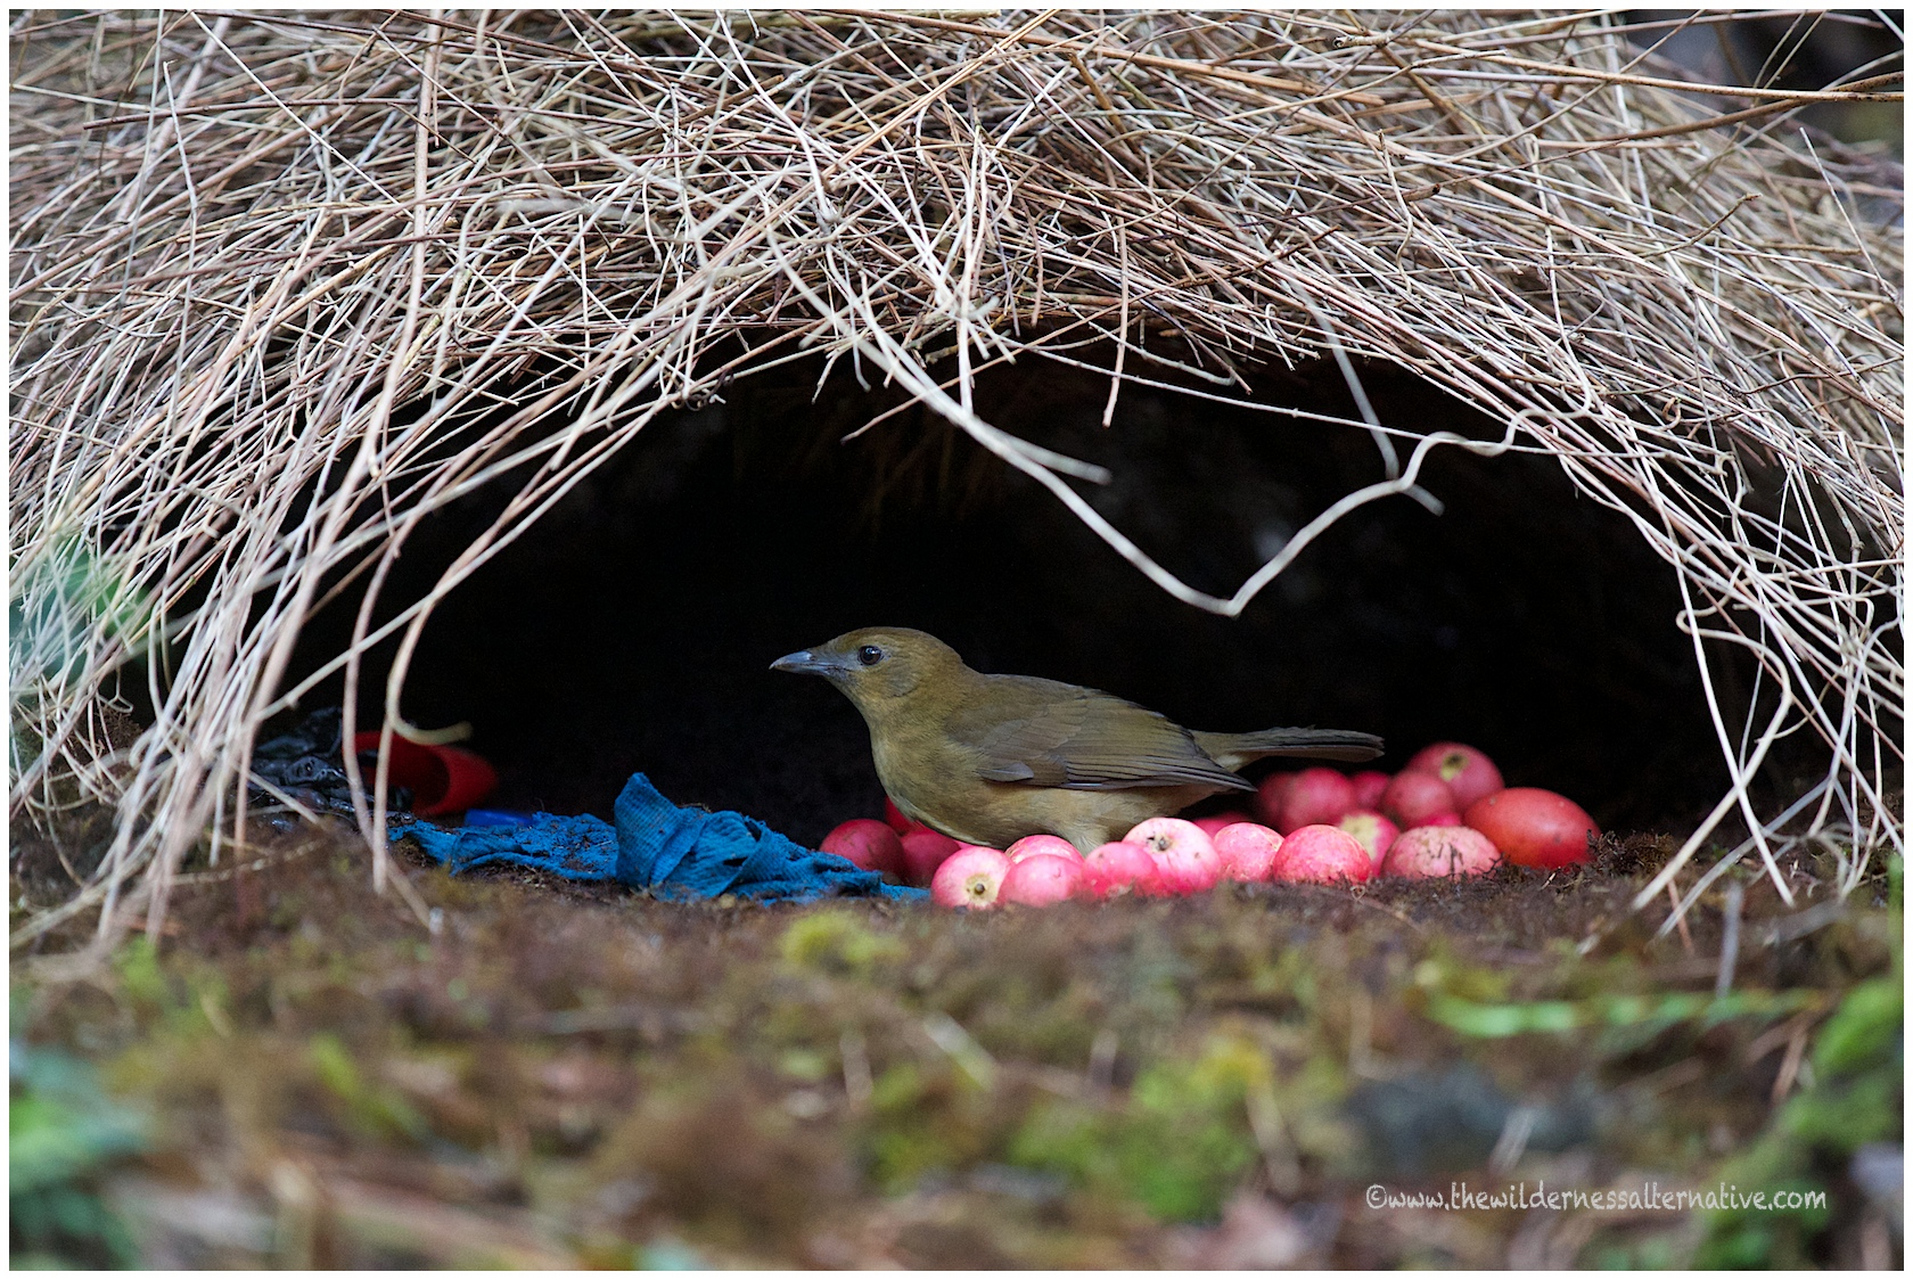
[11, 818, 1902, 1268]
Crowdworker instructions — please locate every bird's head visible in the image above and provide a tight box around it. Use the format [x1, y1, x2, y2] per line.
[770, 626, 965, 715]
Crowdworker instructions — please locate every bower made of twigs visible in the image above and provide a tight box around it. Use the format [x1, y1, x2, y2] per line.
[9, 11, 1902, 962]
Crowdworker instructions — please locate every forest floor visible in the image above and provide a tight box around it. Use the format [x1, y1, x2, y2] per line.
[10, 812, 1902, 1269]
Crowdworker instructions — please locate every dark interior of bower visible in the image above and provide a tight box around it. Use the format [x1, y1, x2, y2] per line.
[274, 348, 1782, 846]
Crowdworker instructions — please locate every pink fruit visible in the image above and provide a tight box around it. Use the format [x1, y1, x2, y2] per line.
[821, 819, 904, 876]
[1277, 767, 1358, 833]
[1463, 788, 1599, 869]
[1380, 825, 1501, 878]
[1404, 743, 1505, 811]
[883, 796, 912, 834]
[1082, 841, 1166, 898]
[1125, 817, 1223, 895]
[1254, 771, 1299, 828]
[1270, 824, 1373, 884]
[930, 846, 1010, 909]
[1000, 852, 1086, 906]
[1421, 810, 1462, 828]
[1006, 833, 1084, 864]
[1192, 811, 1255, 838]
[1212, 822, 1284, 882]
[1338, 810, 1400, 864]
[899, 828, 961, 886]
[1349, 770, 1391, 810]
[1379, 771, 1456, 828]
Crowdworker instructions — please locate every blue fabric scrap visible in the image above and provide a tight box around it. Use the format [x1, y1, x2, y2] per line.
[395, 772, 927, 904]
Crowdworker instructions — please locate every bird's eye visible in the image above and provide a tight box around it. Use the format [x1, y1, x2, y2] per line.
[857, 645, 884, 666]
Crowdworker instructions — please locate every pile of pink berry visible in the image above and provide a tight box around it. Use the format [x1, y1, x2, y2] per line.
[819, 742, 1600, 910]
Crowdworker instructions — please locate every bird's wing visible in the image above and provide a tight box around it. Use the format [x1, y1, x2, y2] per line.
[950, 677, 1252, 792]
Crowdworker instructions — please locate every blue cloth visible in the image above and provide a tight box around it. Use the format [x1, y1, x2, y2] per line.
[396, 772, 927, 904]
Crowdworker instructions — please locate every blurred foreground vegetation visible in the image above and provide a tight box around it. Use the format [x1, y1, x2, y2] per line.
[10, 821, 1902, 1268]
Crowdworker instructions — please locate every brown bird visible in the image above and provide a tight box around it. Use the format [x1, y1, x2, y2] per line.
[771, 627, 1383, 852]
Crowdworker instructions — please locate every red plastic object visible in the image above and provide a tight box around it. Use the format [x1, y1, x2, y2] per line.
[351, 732, 498, 816]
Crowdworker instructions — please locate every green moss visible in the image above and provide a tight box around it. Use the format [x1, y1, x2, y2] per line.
[861, 1058, 998, 1189]
[1006, 1030, 1275, 1221]
[308, 1033, 429, 1143]
[1810, 975, 1900, 1075]
[1425, 984, 1821, 1040]
[1782, 1067, 1898, 1148]
[1583, 1232, 1682, 1269]
[778, 909, 906, 978]
[111, 936, 171, 1013]
[776, 1047, 830, 1082]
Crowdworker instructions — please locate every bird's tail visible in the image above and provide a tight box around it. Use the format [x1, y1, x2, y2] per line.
[1193, 727, 1384, 772]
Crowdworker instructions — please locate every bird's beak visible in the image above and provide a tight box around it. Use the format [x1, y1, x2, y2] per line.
[770, 649, 842, 677]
